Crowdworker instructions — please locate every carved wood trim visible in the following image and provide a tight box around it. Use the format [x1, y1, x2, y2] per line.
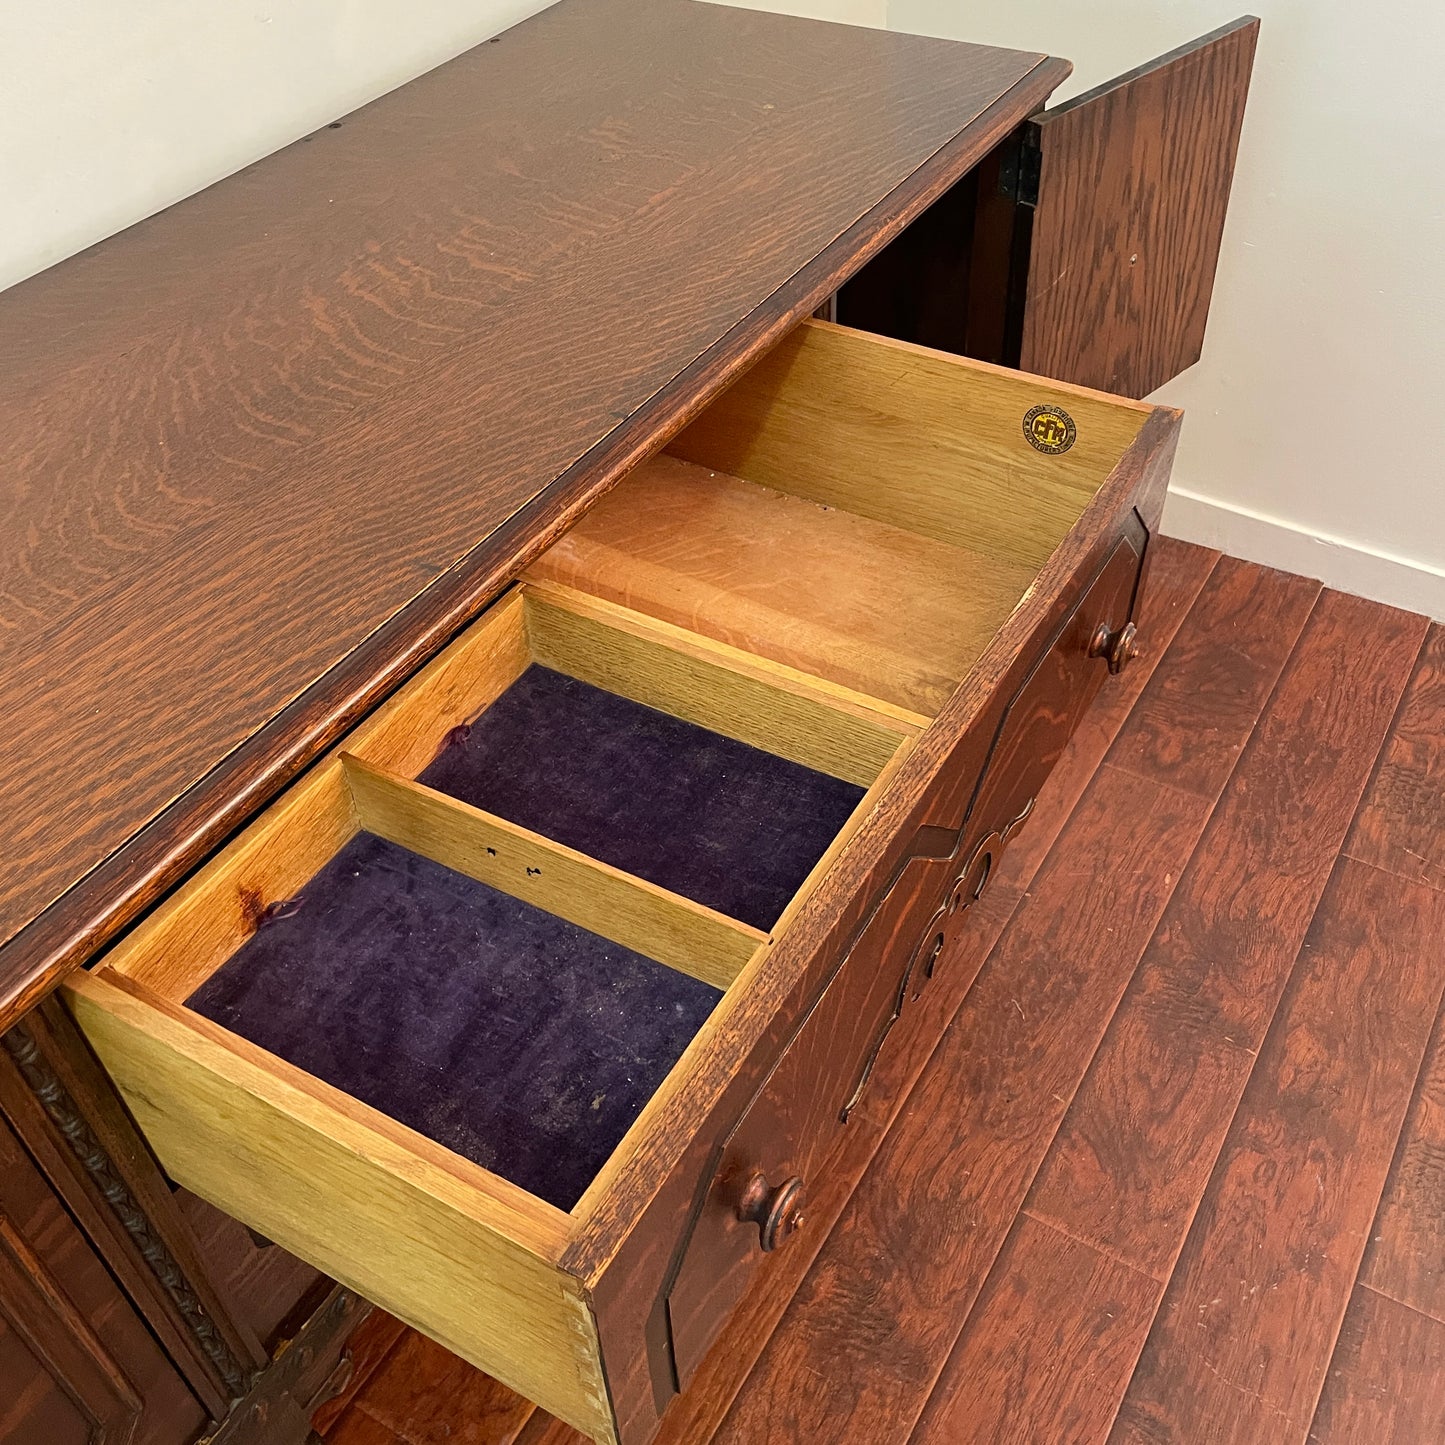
[1, 1021, 252, 1397]
[199, 1287, 369, 1445]
[839, 792, 1036, 1124]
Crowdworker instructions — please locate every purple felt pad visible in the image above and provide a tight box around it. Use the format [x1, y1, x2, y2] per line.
[419, 665, 865, 931]
[187, 834, 721, 1210]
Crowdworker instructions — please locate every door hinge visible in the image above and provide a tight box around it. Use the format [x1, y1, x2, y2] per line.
[997, 124, 1042, 208]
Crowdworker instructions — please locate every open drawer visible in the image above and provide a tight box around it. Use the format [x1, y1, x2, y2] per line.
[63, 320, 1179, 1445]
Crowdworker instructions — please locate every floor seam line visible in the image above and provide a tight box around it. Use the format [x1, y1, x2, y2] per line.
[1017, 1207, 1168, 1285]
[1356, 1278, 1445, 1329]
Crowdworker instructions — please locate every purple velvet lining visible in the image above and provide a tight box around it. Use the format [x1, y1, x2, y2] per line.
[419, 666, 865, 931]
[187, 834, 721, 1210]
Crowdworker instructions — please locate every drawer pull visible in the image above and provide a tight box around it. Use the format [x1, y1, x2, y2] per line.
[737, 1171, 806, 1252]
[1088, 619, 1140, 675]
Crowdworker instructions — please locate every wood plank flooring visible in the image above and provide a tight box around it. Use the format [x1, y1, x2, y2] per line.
[319, 539, 1444, 1444]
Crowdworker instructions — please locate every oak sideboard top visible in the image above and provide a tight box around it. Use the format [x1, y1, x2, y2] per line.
[0, 0, 1065, 1027]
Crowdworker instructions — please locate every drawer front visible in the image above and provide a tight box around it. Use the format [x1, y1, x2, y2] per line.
[663, 523, 1146, 1387]
[58, 301, 1178, 1445]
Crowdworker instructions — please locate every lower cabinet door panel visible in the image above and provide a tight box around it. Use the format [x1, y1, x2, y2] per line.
[0, 1117, 206, 1445]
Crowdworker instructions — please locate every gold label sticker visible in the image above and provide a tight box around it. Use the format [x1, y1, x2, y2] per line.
[1023, 403, 1077, 455]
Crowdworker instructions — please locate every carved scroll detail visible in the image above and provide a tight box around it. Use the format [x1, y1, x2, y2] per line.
[2, 1023, 251, 1397]
[839, 794, 1037, 1124]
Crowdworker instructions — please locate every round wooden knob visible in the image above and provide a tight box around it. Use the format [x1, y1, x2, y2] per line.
[737, 1172, 806, 1252]
[1088, 620, 1140, 675]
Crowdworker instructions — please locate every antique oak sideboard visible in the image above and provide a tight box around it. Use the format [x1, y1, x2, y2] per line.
[0, 4, 1256, 1441]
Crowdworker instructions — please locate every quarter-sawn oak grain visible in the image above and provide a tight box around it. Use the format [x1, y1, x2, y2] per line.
[0, 0, 1063, 1030]
[1020, 17, 1259, 397]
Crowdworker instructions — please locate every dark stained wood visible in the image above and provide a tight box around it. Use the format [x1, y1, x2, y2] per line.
[710, 764, 1209, 1445]
[1027, 589, 1425, 1278]
[1351, 624, 1445, 1324]
[176, 1191, 329, 1358]
[1309, 1286, 1445, 1444]
[329, 1407, 406, 1445]
[513, 1416, 584, 1445]
[0, 0, 1066, 1033]
[344, 1330, 538, 1445]
[207, 1287, 369, 1445]
[836, 21, 1259, 396]
[573, 411, 1178, 1445]
[833, 166, 986, 355]
[911, 1213, 1160, 1443]
[1362, 1022, 1445, 1322]
[621, 876, 1022, 1445]
[0, 998, 266, 1417]
[0, 1212, 142, 1445]
[0, 1112, 207, 1444]
[1110, 857, 1445, 1443]
[666, 847, 970, 1387]
[1020, 18, 1259, 396]
[1106, 555, 1318, 799]
[311, 1309, 409, 1436]
[973, 536, 1217, 893]
[1346, 623, 1445, 891]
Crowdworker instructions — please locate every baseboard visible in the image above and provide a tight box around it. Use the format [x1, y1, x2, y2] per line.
[1162, 487, 1445, 623]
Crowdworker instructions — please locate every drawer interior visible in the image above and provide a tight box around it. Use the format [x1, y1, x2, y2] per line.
[185, 829, 726, 1212]
[80, 583, 914, 1215]
[529, 319, 1150, 714]
[64, 319, 1153, 1437]
[413, 663, 866, 932]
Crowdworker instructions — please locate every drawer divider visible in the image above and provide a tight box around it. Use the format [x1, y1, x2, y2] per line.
[340, 754, 767, 990]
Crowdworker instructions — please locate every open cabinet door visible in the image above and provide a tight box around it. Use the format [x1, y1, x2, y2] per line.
[1018, 17, 1260, 396]
[833, 18, 1259, 400]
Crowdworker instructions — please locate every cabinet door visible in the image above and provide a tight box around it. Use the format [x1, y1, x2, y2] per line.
[0, 1001, 267, 1418]
[1017, 17, 1260, 396]
[836, 18, 1259, 400]
[0, 1117, 206, 1445]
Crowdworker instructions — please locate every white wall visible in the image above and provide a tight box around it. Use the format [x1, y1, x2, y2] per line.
[7, 1, 1440, 617]
[704, 0, 888, 26]
[0, 0, 555, 291]
[888, 0, 1445, 619]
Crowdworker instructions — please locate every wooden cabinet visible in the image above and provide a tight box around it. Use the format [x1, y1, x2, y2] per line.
[64, 317, 1177, 1445]
[0, 1114, 206, 1445]
[0, 1002, 352, 1445]
[0, 4, 1255, 1444]
[836, 18, 1261, 398]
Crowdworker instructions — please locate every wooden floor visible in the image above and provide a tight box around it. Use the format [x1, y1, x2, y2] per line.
[316, 538, 1445, 1445]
